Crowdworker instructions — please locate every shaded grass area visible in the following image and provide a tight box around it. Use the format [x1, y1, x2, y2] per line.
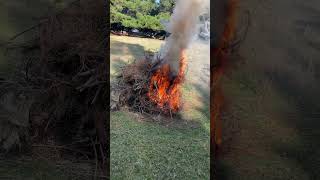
[216, 63, 320, 180]
[110, 35, 163, 75]
[216, 0, 320, 179]
[110, 35, 210, 179]
[0, 159, 70, 180]
[0, 157, 95, 180]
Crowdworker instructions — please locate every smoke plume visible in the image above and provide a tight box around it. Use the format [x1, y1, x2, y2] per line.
[158, 0, 209, 77]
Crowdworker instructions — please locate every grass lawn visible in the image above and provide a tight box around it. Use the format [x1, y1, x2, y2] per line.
[215, 0, 320, 179]
[0, 158, 68, 180]
[216, 64, 320, 180]
[110, 35, 163, 75]
[110, 35, 210, 179]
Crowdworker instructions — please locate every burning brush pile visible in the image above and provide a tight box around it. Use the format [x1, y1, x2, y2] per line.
[111, 0, 206, 118]
[0, 0, 107, 177]
[111, 51, 186, 116]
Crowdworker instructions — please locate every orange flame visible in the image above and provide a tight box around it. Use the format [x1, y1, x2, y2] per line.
[148, 50, 187, 113]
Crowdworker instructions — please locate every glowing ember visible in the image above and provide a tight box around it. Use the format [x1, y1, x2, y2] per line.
[148, 50, 187, 113]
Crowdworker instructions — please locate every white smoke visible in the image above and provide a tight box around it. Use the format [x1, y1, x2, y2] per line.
[156, 0, 210, 76]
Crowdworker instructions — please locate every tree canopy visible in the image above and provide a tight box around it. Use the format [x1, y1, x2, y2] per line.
[110, 0, 175, 31]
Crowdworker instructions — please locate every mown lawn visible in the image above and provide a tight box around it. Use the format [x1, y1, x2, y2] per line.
[0, 158, 95, 180]
[111, 111, 209, 179]
[110, 35, 210, 179]
[110, 35, 163, 75]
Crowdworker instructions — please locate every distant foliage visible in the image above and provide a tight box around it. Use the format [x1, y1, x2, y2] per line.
[110, 0, 174, 31]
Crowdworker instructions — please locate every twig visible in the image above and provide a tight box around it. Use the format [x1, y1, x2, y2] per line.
[9, 24, 40, 41]
[91, 138, 98, 180]
[78, 81, 106, 92]
[44, 116, 54, 133]
[0, 0, 85, 50]
[78, 69, 96, 76]
[99, 141, 106, 167]
[91, 85, 102, 104]
[76, 76, 95, 90]
[228, 10, 251, 51]
[154, 81, 158, 92]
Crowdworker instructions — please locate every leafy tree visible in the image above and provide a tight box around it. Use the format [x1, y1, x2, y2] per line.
[158, 0, 175, 13]
[110, 0, 175, 31]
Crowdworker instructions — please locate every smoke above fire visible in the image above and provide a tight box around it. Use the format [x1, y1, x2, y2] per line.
[148, 0, 210, 113]
[157, 0, 210, 77]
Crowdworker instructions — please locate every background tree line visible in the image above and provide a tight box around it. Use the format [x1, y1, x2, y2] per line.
[110, 0, 175, 32]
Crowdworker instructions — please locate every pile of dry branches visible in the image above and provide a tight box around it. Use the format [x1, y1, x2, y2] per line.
[111, 53, 178, 118]
[0, 0, 107, 177]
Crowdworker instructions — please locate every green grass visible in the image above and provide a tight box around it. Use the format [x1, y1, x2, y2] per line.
[110, 35, 210, 179]
[111, 111, 209, 180]
[0, 157, 100, 180]
[0, 158, 74, 180]
[110, 35, 163, 75]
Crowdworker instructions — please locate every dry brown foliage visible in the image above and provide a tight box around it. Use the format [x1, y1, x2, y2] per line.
[0, 0, 108, 178]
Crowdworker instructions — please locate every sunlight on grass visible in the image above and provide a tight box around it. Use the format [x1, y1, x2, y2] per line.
[110, 35, 210, 179]
[181, 83, 210, 132]
[110, 35, 163, 52]
[110, 111, 209, 180]
[110, 35, 163, 75]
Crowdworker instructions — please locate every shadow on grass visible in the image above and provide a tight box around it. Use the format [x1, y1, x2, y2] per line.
[110, 40, 146, 58]
[265, 8, 320, 177]
[109, 38, 210, 178]
[215, 48, 320, 180]
[268, 69, 320, 179]
[110, 39, 146, 74]
[214, 1, 320, 178]
[192, 83, 210, 122]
